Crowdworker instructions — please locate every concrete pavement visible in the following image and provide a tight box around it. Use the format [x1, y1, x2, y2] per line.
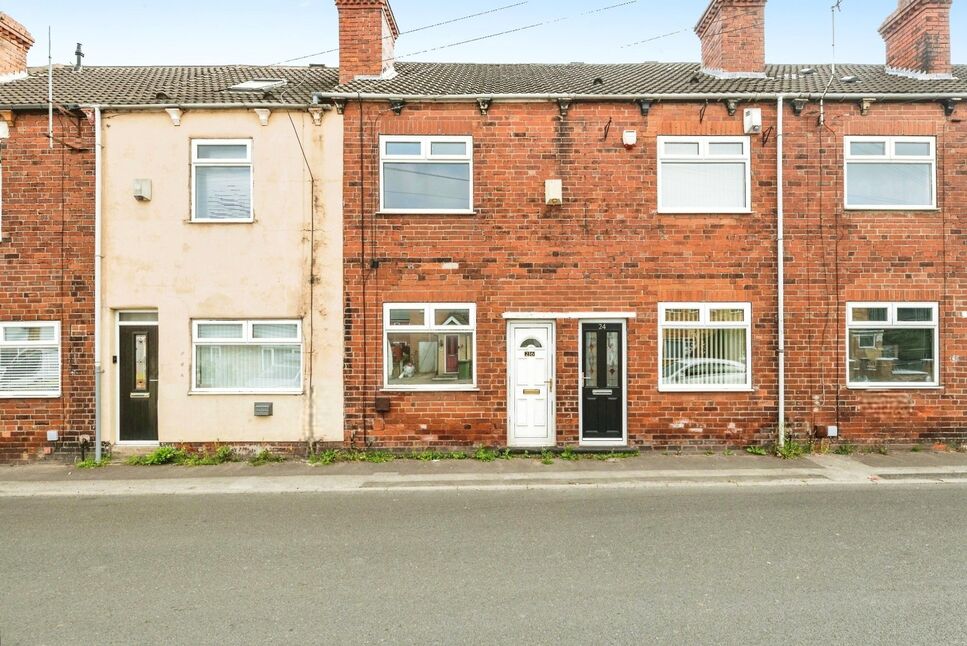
[1, 451, 966, 497]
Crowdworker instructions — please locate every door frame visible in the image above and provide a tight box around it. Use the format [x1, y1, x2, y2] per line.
[506, 320, 556, 448]
[115, 310, 160, 446]
[578, 318, 628, 447]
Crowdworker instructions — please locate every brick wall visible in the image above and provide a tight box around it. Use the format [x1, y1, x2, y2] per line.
[0, 111, 96, 463]
[342, 98, 967, 450]
[695, 0, 767, 75]
[335, 0, 396, 83]
[879, 0, 952, 75]
[0, 13, 33, 76]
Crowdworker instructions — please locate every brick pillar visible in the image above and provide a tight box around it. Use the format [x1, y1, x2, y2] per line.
[694, 0, 767, 77]
[879, 0, 952, 76]
[334, 0, 400, 84]
[0, 13, 34, 77]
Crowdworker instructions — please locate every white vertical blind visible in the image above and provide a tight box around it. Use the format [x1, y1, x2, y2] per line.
[659, 304, 751, 391]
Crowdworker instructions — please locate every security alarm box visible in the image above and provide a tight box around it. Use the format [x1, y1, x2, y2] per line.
[133, 179, 152, 201]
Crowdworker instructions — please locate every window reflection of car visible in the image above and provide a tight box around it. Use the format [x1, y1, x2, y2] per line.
[663, 359, 746, 385]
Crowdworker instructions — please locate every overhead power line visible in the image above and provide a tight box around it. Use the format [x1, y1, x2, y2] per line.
[388, 0, 639, 63]
[272, 2, 530, 65]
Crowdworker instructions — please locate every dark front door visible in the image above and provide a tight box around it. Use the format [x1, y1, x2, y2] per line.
[581, 323, 624, 441]
[119, 325, 158, 442]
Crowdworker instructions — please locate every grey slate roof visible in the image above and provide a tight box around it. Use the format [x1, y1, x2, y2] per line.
[0, 61, 964, 108]
[0, 65, 340, 107]
[331, 62, 967, 97]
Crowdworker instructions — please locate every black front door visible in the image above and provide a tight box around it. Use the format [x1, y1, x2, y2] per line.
[119, 325, 159, 442]
[581, 323, 624, 441]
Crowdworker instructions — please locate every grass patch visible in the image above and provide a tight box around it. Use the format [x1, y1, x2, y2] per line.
[591, 450, 640, 461]
[473, 447, 498, 462]
[248, 450, 286, 466]
[560, 446, 580, 462]
[833, 443, 856, 456]
[125, 446, 186, 466]
[745, 446, 768, 456]
[775, 439, 811, 460]
[182, 445, 236, 466]
[540, 449, 554, 465]
[723, 449, 735, 456]
[910, 444, 923, 452]
[309, 449, 395, 465]
[76, 456, 112, 469]
[410, 450, 449, 461]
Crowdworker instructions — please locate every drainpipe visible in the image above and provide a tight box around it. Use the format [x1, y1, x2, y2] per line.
[776, 95, 786, 447]
[93, 106, 103, 462]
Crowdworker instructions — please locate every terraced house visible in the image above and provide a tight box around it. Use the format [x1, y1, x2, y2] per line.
[0, 16, 345, 462]
[324, 0, 967, 451]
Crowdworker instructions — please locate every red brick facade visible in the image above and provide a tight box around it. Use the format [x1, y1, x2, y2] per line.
[334, 0, 399, 84]
[0, 13, 32, 77]
[341, 97, 966, 451]
[0, 112, 96, 463]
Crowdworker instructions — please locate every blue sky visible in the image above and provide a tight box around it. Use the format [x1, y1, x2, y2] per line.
[9, 0, 965, 68]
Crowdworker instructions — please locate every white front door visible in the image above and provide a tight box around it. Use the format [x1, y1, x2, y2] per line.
[508, 322, 555, 447]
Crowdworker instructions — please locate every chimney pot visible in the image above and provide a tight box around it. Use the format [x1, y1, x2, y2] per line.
[0, 13, 34, 78]
[694, 0, 768, 77]
[879, 0, 953, 77]
[334, 0, 400, 84]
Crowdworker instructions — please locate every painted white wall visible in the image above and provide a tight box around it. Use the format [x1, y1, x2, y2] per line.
[100, 108, 343, 444]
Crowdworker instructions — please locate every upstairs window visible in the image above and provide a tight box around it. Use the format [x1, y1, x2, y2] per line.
[192, 320, 302, 393]
[0, 322, 61, 398]
[659, 303, 752, 392]
[191, 140, 254, 222]
[379, 136, 473, 214]
[657, 136, 751, 213]
[383, 303, 476, 390]
[847, 303, 938, 388]
[844, 137, 935, 210]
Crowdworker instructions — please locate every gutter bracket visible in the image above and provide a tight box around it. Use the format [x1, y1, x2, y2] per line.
[636, 99, 652, 117]
[943, 97, 961, 116]
[164, 107, 183, 126]
[725, 98, 739, 116]
[477, 97, 492, 115]
[557, 98, 572, 119]
[791, 98, 808, 116]
[253, 108, 271, 126]
[0, 110, 15, 127]
[332, 99, 346, 115]
[389, 99, 405, 115]
[858, 98, 876, 116]
[308, 106, 324, 126]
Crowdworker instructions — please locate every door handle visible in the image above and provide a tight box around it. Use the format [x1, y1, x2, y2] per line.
[546, 378, 554, 390]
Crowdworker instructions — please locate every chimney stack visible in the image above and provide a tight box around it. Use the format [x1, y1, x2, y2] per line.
[334, 0, 399, 84]
[879, 0, 953, 78]
[695, 0, 767, 78]
[0, 13, 34, 79]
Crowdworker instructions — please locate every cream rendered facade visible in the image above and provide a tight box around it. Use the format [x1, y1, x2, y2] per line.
[99, 108, 343, 446]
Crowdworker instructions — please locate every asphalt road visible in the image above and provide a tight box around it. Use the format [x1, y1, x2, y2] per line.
[1, 486, 965, 645]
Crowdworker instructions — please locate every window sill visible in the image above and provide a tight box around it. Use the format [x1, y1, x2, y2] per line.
[846, 384, 942, 391]
[0, 392, 62, 399]
[381, 387, 479, 393]
[187, 218, 256, 225]
[658, 387, 754, 394]
[188, 390, 305, 396]
[844, 206, 938, 212]
[656, 210, 752, 216]
[377, 210, 477, 217]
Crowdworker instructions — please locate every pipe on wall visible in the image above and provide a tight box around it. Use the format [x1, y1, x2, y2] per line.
[93, 106, 103, 462]
[776, 95, 786, 447]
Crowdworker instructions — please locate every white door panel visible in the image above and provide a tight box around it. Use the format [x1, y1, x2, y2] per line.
[508, 323, 554, 446]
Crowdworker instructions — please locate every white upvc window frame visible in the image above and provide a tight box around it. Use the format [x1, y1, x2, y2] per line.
[190, 139, 255, 223]
[191, 319, 303, 394]
[657, 136, 752, 214]
[657, 302, 753, 393]
[843, 136, 937, 210]
[379, 135, 474, 215]
[382, 302, 477, 391]
[0, 321, 62, 399]
[846, 302, 939, 389]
